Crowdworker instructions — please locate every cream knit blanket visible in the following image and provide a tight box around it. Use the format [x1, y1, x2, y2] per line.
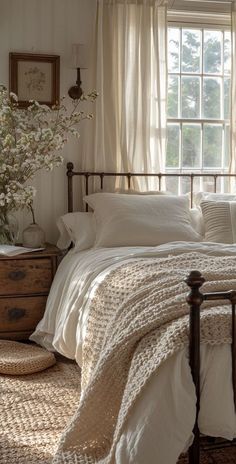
[53, 252, 236, 464]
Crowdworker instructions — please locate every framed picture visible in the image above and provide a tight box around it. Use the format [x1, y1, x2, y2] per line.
[9, 53, 60, 108]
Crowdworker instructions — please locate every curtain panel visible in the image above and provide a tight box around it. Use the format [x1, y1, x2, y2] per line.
[82, 0, 167, 190]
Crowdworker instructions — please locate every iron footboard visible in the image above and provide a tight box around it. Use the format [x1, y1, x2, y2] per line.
[185, 271, 236, 464]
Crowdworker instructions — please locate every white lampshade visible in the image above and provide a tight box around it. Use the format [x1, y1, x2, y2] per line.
[71, 44, 89, 69]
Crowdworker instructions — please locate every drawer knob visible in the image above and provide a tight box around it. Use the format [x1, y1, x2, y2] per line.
[8, 307, 26, 320]
[8, 270, 26, 281]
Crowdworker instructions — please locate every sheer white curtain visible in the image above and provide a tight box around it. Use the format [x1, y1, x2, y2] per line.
[82, 0, 167, 190]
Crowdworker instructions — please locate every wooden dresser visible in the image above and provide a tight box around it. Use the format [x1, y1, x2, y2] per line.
[0, 244, 61, 340]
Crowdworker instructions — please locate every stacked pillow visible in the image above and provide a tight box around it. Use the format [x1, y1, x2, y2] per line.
[57, 212, 95, 250]
[57, 192, 202, 249]
[195, 192, 236, 207]
[196, 192, 236, 244]
[84, 192, 202, 247]
[57, 190, 236, 249]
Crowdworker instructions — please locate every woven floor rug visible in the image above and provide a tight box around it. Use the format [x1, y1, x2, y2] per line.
[1, 357, 236, 464]
[0, 358, 81, 464]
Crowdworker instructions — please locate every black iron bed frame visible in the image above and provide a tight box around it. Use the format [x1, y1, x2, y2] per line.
[66, 162, 236, 464]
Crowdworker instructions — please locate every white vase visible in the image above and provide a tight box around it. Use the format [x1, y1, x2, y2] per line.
[22, 223, 45, 248]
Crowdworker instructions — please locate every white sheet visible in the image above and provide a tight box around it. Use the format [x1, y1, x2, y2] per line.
[31, 241, 236, 463]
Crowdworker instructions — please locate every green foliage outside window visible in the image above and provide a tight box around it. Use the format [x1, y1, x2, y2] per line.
[167, 26, 231, 175]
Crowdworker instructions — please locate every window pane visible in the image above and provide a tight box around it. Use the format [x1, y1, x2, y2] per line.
[182, 124, 201, 168]
[223, 177, 230, 193]
[166, 176, 179, 194]
[166, 124, 179, 167]
[181, 77, 200, 118]
[192, 177, 200, 194]
[180, 177, 191, 194]
[180, 177, 200, 196]
[225, 124, 230, 168]
[167, 76, 179, 117]
[168, 28, 180, 73]
[203, 124, 222, 167]
[203, 176, 218, 192]
[203, 77, 221, 118]
[166, 26, 231, 179]
[224, 78, 230, 119]
[204, 30, 222, 74]
[224, 31, 231, 75]
[182, 29, 201, 73]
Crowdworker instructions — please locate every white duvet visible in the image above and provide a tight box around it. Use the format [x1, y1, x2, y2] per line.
[31, 242, 236, 463]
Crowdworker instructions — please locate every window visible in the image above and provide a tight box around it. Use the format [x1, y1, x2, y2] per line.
[166, 25, 231, 193]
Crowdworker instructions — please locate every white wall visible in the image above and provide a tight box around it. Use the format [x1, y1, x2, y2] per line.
[0, 0, 96, 243]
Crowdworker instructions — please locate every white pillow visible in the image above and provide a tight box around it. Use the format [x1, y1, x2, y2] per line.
[57, 212, 95, 250]
[200, 200, 236, 243]
[195, 192, 236, 207]
[84, 193, 201, 247]
[190, 208, 204, 236]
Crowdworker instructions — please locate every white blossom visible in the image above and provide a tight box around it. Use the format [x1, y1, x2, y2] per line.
[0, 84, 97, 220]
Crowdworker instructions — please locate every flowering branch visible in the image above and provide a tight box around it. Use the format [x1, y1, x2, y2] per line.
[0, 85, 97, 217]
[29, 202, 36, 224]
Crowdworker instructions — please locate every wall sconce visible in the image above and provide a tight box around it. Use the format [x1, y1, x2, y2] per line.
[68, 44, 88, 100]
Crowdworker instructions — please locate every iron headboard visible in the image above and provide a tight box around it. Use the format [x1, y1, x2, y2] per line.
[67, 162, 236, 212]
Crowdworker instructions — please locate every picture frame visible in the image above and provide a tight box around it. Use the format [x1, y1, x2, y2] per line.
[9, 52, 60, 108]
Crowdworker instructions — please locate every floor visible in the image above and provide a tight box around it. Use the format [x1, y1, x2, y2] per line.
[1, 355, 235, 463]
[178, 439, 236, 463]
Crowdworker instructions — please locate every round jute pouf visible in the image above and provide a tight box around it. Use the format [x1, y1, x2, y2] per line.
[0, 340, 56, 375]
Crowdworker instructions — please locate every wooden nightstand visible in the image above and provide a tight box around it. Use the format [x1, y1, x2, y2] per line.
[0, 244, 61, 340]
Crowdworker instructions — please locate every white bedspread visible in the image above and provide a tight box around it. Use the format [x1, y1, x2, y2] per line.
[31, 242, 236, 463]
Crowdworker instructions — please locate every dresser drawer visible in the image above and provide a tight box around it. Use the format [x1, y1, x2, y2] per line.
[0, 296, 47, 332]
[0, 258, 52, 295]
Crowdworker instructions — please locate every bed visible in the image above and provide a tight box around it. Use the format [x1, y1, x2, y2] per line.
[31, 164, 236, 464]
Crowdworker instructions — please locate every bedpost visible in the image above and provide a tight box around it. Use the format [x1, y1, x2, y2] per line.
[185, 270, 205, 464]
[67, 162, 74, 212]
[230, 292, 236, 410]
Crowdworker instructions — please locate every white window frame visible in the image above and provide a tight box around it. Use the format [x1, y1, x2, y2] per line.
[166, 12, 231, 192]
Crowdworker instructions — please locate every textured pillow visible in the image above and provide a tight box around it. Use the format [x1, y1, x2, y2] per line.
[200, 200, 236, 243]
[57, 212, 96, 250]
[195, 192, 236, 207]
[84, 193, 201, 247]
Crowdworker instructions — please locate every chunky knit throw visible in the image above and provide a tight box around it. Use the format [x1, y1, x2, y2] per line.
[53, 252, 235, 464]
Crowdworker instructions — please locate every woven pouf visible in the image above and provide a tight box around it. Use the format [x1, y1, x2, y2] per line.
[0, 340, 56, 375]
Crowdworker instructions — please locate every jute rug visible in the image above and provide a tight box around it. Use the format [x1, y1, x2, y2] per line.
[0, 357, 236, 463]
[0, 358, 81, 464]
